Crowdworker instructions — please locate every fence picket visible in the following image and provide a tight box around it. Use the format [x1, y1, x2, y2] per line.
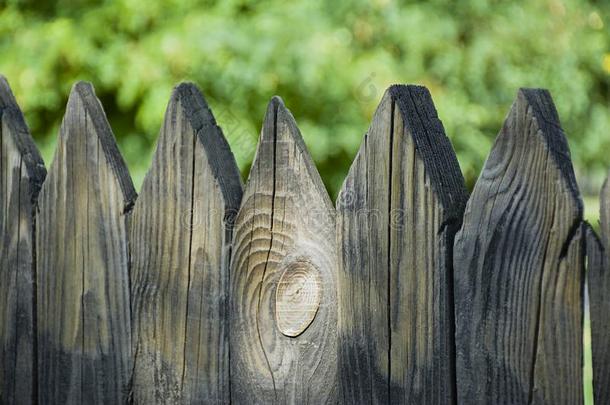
[587, 175, 610, 404]
[36, 82, 136, 403]
[0, 76, 45, 404]
[129, 83, 242, 404]
[454, 89, 584, 404]
[230, 97, 337, 403]
[337, 85, 468, 404]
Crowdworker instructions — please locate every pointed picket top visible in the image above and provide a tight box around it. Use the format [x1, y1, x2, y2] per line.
[337, 84, 467, 403]
[249, 95, 334, 211]
[0, 75, 46, 195]
[36, 81, 135, 404]
[454, 88, 584, 403]
[0, 76, 45, 404]
[59, 81, 136, 206]
[130, 82, 242, 404]
[518, 88, 581, 206]
[173, 82, 243, 208]
[587, 173, 610, 404]
[387, 84, 469, 217]
[230, 96, 337, 403]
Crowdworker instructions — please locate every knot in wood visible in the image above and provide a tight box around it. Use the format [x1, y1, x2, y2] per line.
[275, 260, 322, 337]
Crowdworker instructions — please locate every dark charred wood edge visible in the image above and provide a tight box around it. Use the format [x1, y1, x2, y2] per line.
[0, 74, 46, 405]
[172, 83, 243, 213]
[388, 84, 468, 224]
[69, 81, 136, 211]
[519, 88, 582, 217]
[0, 75, 46, 200]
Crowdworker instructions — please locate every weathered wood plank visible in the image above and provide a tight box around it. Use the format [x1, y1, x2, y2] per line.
[36, 82, 136, 404]
[587, 175, 610, 404]
[230, 97, 337, 404]
[0, 76, 45, 404]
[454, 89, 584, 404]
[337, 85, 468, 404]
[130, 83, 242, 404]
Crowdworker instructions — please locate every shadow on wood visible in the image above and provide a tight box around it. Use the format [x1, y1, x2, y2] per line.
[0, 75, 45, 404]
[230, 96, 337, 404]
[36, 82, 135, 404]
[130, 83, 242, 404]
[337, 85, 468, 404]
[454, 89, 584, 404]
[587, 174, 610, 404]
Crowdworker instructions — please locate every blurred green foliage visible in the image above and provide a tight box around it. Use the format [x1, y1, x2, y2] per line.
[1, 0, 609, 204]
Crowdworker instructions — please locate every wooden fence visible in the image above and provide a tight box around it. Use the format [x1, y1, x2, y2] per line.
[0, 75, 608, 404]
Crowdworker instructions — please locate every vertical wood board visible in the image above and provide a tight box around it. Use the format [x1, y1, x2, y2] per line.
[230, 97, 337, 404]
[587, 175, 610, 404]
[36, 82, 136, 404]
[0, 76, 45, 404]
[337, 85, 468, 404]
[454, 88, 584, 404]
[130, 83, 242, 404]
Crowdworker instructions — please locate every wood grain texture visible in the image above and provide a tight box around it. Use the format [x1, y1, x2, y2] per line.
[130, 83, 242, 404]
[36, 82, 136, 404]
[337, 85, 468, 404]
[454, 89, 584, 404]
[587, 174, 610, 404]
[0, 76, 45, 404]
[275, 260, 322, 337]
[230, 97, 337, 404]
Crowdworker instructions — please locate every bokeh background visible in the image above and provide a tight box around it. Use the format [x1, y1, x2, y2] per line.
[1, 0, 608, 402]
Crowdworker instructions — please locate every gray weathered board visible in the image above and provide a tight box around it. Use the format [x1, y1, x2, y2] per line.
[337, 85, 468, 404]
[130, 83, 242, 404]
[230, 97, 337, 404]
[0, 76, 46, 404]
[587, 173, 610, 404]
[454, 89, 584, 404]
[36, 82, 136, 404]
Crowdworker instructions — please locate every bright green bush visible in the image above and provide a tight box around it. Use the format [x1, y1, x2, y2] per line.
[1, 0, 608, 203]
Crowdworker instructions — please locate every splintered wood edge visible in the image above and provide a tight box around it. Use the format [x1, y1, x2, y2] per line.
[388, 84, 468, 221]
[518, 88, 582, 215]
[0, 75, 46, 198]
[66, 81, 136, 208]
[171, 83, 243, 210]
